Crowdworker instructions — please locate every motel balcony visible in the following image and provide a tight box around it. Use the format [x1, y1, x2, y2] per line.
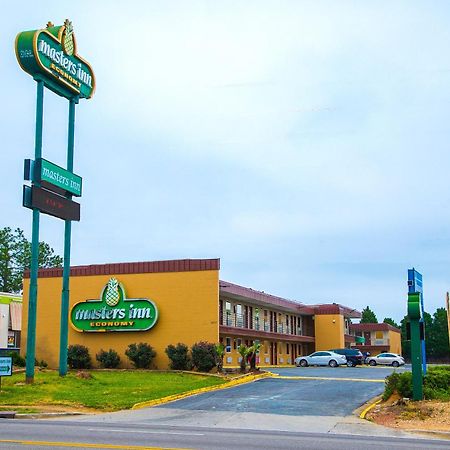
[219, 312, 315, 343]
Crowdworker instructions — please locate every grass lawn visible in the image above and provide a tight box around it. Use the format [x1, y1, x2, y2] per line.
[0, 370, 226, 411]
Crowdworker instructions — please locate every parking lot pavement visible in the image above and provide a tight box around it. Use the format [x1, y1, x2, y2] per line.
[156, 373, 386, 417]
[266, 365, 410, 380]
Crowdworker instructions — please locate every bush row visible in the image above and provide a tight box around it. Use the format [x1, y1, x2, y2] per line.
[65, 341, 223, 373]
[383, 366, 450, 401]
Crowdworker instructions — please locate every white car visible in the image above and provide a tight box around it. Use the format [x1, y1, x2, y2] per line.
[366, 353, 405, 367]
[295, 351, 347, 368]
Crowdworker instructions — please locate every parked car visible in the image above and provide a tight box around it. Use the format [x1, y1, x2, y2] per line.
[294, 351, 347, 368]
[329, 348, 364, 367]
[366, 353, 405, 367]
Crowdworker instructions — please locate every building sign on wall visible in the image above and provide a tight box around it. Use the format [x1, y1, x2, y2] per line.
[70, 278, 158, 332]
[15, 20, 95, 100]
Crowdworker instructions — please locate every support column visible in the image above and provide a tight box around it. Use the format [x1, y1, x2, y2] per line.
[59, 96, 78, 376]
[25, 80, 44, 384]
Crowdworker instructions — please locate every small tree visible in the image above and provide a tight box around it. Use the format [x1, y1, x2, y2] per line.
[96, 349, 121, 368]
[165, 343, 192, 370]
[361, 306, 378, 324]
[238, 344, 249, 373]
[215, 343, 225, 373]
[0, 226, 63, 293]
[191, 341, 217, 372]
[67, 344, 92, 369]
[125, 343, 156, 369]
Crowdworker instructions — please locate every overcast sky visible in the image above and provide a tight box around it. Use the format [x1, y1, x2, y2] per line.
[1, 1, 450, 322]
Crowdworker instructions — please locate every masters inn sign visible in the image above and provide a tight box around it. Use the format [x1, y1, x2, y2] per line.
[15, 20, 95, 99]
[70, 278, 159, 332]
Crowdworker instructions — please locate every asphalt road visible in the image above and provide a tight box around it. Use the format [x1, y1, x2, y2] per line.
[0, 420, 448, 450]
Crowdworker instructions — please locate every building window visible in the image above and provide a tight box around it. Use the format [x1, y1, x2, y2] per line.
[226, 338, 231, 353]
[237, 339, 242, 348]
[286, 344, 290, 354]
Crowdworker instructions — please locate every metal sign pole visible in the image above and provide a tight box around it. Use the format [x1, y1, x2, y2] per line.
[25, 80, 44, 384]
[59, 96, 78, 376]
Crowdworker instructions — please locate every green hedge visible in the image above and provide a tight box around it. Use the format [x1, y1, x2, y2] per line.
[383, 366, 450, 401]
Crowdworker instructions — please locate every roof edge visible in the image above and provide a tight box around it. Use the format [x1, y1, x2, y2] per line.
[23, 258, 220, 279]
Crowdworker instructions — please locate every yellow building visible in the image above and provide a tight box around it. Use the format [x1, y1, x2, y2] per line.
[350, 323, 402, 355]
[21, 258, 361, 369]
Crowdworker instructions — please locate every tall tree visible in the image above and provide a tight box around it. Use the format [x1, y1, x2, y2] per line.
[360, 306, 378, 323]
[428, 308, 450, 358]
[0, 227, 62, 293]
[383, 317, 399, 328]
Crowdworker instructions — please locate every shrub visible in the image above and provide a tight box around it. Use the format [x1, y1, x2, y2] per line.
[423, 366, 450, 400]
[8, 351, 25, 367]
[125, 343, 156, 369]
[191, 341, 217, 372]
[383, 372, 401, 400]
[384, 367, 450, 401]
[165, 343, 192, 370]
[67, 344, 92, 369]
[36, 359, 48, 368]
[96, 349, 121, 369]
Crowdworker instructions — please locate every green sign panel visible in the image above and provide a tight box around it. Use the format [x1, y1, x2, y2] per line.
[15, 20, 95, 100]
[37, 158, 82, 197]
[70, 278, 159, 332]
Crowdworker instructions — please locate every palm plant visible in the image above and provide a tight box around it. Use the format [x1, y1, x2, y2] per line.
[215, 343, 225, 373]
[237, 344, 249, 373]
[247, 342, 261, 371]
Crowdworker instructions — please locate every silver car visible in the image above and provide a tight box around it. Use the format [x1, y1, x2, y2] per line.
[295, 351, 347, 368]
[367, 353, 405, 367]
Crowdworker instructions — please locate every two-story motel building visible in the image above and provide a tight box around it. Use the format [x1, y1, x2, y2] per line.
[22, 258, 361, 369]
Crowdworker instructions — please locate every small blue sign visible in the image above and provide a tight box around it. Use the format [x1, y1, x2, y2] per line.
[408, 268, 423, 294]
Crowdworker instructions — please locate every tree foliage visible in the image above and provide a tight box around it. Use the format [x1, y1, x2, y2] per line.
[0, 227, 63, 293]
[360, 306, 378, 324]
[383, 317, 399, 328]
[400, 308, 449, 361]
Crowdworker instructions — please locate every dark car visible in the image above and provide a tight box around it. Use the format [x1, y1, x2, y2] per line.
[329, 348, 364, 367]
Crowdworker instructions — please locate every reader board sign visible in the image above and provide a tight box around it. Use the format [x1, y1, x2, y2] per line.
[23, 185, 80, 221]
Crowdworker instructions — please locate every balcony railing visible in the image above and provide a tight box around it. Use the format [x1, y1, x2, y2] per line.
[221, 312, 304, 336]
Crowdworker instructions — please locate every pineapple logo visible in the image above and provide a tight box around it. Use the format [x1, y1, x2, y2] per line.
[62, 19, 74, 56]
[102, 278, 123, 307]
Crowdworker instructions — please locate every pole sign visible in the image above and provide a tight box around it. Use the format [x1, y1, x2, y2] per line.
[70, 278, 159, 332]
[15, 20, 95, 100]
[0, 357, 12, 377]
[23, 185, 80, 221]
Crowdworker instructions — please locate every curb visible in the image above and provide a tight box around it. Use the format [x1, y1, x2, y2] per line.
[131, 372, 272, 410]
[15, 412, 91, 419]
[359, 398, 382, 419]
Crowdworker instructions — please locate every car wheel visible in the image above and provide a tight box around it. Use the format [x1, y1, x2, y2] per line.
[369, 360, 376, 366]
[392, 361, 399, 367]
[347, 361, 354, 367]
[300, 359, 308, 367]
[328, 359, 338, 367]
